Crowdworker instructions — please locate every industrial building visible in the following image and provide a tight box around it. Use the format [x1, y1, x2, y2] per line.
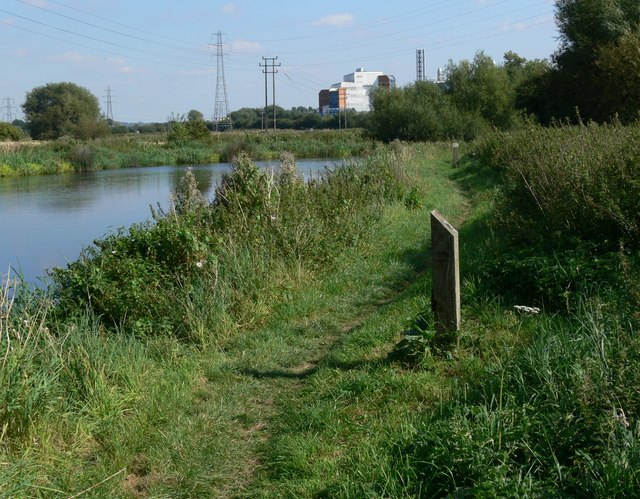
[319, 68, 395, 115]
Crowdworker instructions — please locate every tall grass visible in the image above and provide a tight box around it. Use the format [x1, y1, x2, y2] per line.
[0, 129, 375, 177]
[476, 120, 640, 246]
[399, 296, 640, 497]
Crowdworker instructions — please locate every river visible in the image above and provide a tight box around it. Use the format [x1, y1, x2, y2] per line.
[0, 159, 335, 285]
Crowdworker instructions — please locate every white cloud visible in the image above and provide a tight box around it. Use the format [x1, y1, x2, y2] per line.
[313, 13, 354, 27]
[500, 20, 528, 32]
[221, 3, 237, 15]
[22, 0, 48, 7]
[1, 18, 17, 26]
[48, 52, 98, 63]
[106, 57, 144, 74]
[107, 57, 126, 66]
[178, 67, 215, 77]
[117, 66, 139, 74]
[231, 40, 262, 53]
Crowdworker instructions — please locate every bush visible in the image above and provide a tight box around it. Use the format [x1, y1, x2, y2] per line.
[50, 150, 408, 338]
[0, 122, 23, 141]
[477, 121, 640, 247]
[67, 144, 95, 171]
[368, 82, 490, 142]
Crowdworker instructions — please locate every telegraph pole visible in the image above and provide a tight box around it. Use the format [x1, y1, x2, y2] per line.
[260, 57, 269, 131]
[259, 56, 281, 131]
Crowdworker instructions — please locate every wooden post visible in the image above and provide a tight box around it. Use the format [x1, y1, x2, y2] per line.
[431, 210, 460, 337]
[452, 142, 459, 166]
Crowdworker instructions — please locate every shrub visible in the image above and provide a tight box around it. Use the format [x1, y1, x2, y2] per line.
[67, 144, 96, 171]
[0, 122, 23, 141]
[50, 150, 408, 338]
[477, 121, 640, 247]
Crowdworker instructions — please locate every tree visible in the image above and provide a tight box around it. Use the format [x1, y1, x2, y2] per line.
[548, 0, 640, 122]
[446, 51, 518, 129]
[596, 33, 640, 122]
[229, 108, 261, 129]
[368, 81, 485, 142]
[501, 52, 553, 121]
[23, 82, 108, 140]
[186, 109, 209, 140]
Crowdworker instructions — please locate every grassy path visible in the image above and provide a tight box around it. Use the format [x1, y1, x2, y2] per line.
[134, 150, 472, 497]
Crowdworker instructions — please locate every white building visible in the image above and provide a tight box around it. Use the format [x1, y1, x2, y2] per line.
[319, 68, 395, 114]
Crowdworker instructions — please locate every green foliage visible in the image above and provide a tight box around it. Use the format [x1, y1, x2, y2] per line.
[22, 82, 109, 140]
[67, 144, 96, 171]
[0, 122, 24, 141]
[596, 33, 640, 122]
[229, 106, 344, 130]
[402, 301, 640, 497]
[368, 82, 488, 142]
[478, 121, 640, 247]
[527, 0, 640, 123]
[447, 51, 520, 129]
[50, 150, 408, 337]
[368, 51, 531, 142]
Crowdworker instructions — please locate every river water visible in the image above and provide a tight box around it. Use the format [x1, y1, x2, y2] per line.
[0, 159, 335, 285]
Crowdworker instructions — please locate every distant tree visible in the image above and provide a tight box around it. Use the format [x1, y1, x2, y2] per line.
[446, 51, 518, 129]
[229, 108, 261, 129]
[186, 109, 209, 140]
[11, 119, 27, 132]
[368, 81, 484, 142]
[23, 82, 108, 140]
[293, 112, 322, 130]
[0, 122, 24, 141]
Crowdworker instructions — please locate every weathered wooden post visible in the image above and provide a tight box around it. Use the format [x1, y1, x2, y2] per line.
[431, 210, 460, 337]
[452, 142, 459, 166]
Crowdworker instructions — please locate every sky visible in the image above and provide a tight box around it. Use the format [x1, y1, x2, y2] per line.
[0, 0, 560, 123]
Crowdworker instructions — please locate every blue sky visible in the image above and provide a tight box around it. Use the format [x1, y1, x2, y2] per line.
[0, 0, 559, 123]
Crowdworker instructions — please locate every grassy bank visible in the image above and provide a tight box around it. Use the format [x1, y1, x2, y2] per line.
[1, 128, 639, 496]
[0, 129, 376, 177]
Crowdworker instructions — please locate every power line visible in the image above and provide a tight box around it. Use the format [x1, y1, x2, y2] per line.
[43, 0, 204, 49]
[0, 9, 210, 67]
[18, 0, 209, 57]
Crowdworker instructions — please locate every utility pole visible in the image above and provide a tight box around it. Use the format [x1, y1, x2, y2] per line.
[103, 86, 114, 123]
[1, 97, 17, 122]
[212, 31, 232, 131]
[259, 56, 281, 131]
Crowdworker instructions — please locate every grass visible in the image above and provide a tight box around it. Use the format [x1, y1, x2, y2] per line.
[1, 135, 639, 496]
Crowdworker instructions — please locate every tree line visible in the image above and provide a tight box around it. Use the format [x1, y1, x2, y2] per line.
[368, 0, 640, 142]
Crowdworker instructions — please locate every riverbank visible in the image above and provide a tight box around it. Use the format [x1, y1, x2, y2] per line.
[0, 129, 376, 177]
[1, 132, 639, 496]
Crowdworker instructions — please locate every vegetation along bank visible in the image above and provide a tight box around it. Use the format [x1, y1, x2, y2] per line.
[1, 0, 639, 496]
